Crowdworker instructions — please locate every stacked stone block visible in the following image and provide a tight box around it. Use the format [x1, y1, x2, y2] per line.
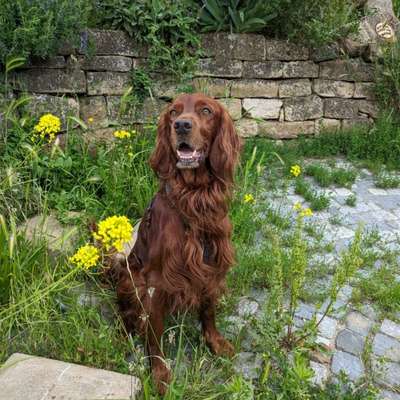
[11, 30, 378, 140]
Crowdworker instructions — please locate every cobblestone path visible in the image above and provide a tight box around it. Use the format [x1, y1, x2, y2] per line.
[228, 159, 400, 399]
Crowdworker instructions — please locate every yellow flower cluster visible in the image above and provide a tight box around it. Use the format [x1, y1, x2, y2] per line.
[293, 202, 313, 217]
[243, 193, 255, 204]
[113, 130, 131, 139]
[33, 114, 61, 142]
[93, 215, 133, 252]
[290, 164, 301, 177]
[69, 244, 100, 269]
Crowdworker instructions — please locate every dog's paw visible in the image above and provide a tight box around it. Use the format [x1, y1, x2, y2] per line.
[207, 333, 235, 358]
[152, 363, 172, 396]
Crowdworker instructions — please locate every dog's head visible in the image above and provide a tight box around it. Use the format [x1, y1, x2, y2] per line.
[150, 93, 241, 184]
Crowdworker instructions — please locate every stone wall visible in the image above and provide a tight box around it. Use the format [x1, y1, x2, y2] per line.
[11, 30, 379, 140]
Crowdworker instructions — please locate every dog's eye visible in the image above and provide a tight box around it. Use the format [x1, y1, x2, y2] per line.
[202, 107, 212, 115]
[170, 110, 177, 118]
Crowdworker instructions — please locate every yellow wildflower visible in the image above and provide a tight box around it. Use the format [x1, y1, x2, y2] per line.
[113, 130, 131, 139]
[69, 244, 100, 269]
[243, 193, 255, 204]
[300, 208, 313, 217]
[93, 215, 133, 252]
[33, 114, 61, 142]
[293, 202, 302, 211]
[88, 117, 94, 124]
[290, 164, 301, 177]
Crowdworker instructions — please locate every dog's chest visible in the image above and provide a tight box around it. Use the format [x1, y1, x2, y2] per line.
[200, 236, 214, 264]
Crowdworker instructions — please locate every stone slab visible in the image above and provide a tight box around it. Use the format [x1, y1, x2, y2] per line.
[197, 58, 242, 78]
[233, 352, 262, 380]
[310, 361, 329, 386]
[0, 353, 141, 400]
[192, 78, 231, 98]
[380, 319, 400, 340]
[87, 72, 130, 95]
[243, 98, 282, 119]
[285, 95, 323, 121]
[372, 333, 400, 362]
[14, 69, 86, 94]
[279, 79, 312, 98]
[336, 329, 365, 356]
[18, 214, 78, 253]
[231, 79, 279, 98]
[235, 118, 259, 138]
[79, 29, 140, 57]
[201, 33, 266, 60]
[313, 79, 355, 98]
[218, 98, 242, 120]
[69, 55, 133, 72]
[282, 61, 319, 78]
[265, 40, 309, 61]
[345, 311, 373, 337]
[324, 99, 359, 119]
[242, 61, 283, 79]
[331, 351, 364, 381]
[319, 59, 374, 82]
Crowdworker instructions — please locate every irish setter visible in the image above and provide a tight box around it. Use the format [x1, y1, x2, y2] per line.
[115, 93, 241, 394]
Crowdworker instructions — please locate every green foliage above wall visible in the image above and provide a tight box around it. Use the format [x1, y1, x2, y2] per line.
[95, 0, 200, 78]
[0, 0, 90, 66]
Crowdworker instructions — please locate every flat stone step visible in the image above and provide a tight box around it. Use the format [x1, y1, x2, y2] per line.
[0, 353, 141, 400]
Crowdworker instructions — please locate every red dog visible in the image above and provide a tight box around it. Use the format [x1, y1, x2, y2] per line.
[116, 93, 241, 394]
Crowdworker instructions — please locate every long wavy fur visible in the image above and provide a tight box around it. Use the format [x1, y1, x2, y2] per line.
[147, 104, 241, 310]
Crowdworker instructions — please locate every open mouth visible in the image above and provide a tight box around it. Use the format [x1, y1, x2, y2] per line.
[176, 143, 202, 169]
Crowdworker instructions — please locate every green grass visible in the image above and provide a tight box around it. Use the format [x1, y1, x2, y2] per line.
[353, 265, 400, 318]
[305, 163, 357, 188]
[296, 112, 400, 170]
[395, 0, 400, 17]
[294, 178, 330, 211]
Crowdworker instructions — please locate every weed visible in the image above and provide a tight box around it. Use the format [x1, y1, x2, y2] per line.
[375, 41, 400, 114]
[331, 168, 357, 187]
[345, 194, 357, 207]
[375, 172, 400, 189]
[305, 164, 333, 187]
[295, 178, 330, 211]
[305, 163, 357, 188]
[353, 265, 400, 317]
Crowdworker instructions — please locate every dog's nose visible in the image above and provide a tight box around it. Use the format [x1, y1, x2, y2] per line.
[174, 119, 192, 135]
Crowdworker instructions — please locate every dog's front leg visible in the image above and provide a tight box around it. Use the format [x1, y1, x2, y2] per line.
[144, 292, 171, 395]
[199, 299, 234, 357]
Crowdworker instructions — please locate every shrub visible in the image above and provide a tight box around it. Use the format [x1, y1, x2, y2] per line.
[270, 0, 361, 47]
[196, 0, 361, 46]
[96, 0, 199, 78]
[0, 0, 90, 65]
[375, 42, 400, 114]
[196, 0, 278, 33]
[394, 0, 400, 17]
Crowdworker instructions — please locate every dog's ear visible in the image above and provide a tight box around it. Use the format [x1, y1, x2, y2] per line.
[150, 109, 176, 179]
[209, 106, 241, 190]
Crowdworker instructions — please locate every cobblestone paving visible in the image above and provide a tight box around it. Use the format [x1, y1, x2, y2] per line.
[228, 159, 400, 399]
